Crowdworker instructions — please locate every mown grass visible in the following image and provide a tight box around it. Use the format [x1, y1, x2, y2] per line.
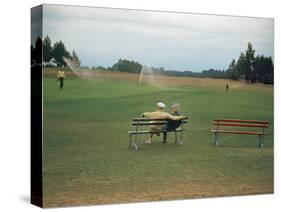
[42, 69, 273, 207]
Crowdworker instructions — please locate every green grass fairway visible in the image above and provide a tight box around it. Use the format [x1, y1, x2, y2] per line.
[43, 70, 273, 207]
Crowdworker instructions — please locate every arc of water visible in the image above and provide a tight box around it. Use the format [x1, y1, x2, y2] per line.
[63, 57, 96, 80]
[139, 65, 156, 85]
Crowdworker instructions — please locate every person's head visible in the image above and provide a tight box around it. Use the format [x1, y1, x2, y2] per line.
[171, 103, 180, 113]
[156, 102, 166, 111]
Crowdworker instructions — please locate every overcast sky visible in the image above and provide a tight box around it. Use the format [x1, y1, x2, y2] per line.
[43, 4, 274, 72]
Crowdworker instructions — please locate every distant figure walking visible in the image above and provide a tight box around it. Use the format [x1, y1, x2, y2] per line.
[226, 84, 229, 91]
[57, 70, 65, 89]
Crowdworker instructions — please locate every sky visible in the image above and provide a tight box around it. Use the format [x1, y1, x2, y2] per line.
[42, 4, 274, 72]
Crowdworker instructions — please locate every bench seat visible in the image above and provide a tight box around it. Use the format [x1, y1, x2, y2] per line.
[129, 128, 184, 135]
[211, 130, 267, 135]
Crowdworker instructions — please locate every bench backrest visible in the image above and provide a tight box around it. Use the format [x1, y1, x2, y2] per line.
[132, 117, 188, 127]
[213, 119, 269, 129]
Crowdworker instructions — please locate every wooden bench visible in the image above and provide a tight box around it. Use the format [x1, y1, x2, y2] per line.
[211, 119, 269, 147]
[128, 117, 188, 150]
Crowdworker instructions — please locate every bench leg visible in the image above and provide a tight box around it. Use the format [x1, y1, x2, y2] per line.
[258, 135, 264, 148]
[163, 132, 167, 144]
[180, 130, 183, 145]
[129, 134, 132, 148]
[175, 131, 178, 144]
[214, 132, 219, 147]
[133, 134, 139, 150]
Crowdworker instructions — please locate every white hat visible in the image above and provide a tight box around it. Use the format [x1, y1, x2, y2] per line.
[171, 103, 180, 108]
[156, 102, 166, 108]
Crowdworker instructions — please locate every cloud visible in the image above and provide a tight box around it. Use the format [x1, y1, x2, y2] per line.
[42, 4, 274, 71]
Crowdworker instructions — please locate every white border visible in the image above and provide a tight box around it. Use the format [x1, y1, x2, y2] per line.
[0, 0, 280, 211]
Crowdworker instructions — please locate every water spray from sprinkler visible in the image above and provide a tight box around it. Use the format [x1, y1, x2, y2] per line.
[63, 57, 96, 80]
[139, 65, 156, 85]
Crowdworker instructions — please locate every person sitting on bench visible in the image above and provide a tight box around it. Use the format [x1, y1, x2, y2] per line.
[162, 103, 182, 143]
[142, 102, 186, 144]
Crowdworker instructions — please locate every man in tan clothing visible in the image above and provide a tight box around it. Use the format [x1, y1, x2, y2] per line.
[142, 102, 186, 144]
[57, 69, 65, 89]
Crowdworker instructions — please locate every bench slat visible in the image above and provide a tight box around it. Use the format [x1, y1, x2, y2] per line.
[211, 130, 267, 135]
[213, 123, 269, 128]
[132, 122, 167, 126]
[132, 120, 187, 126]
[129, 128, 184, 135]
[133, 117, 188, 121]
[133, 118, 167, 121]
[214, 118, 269, 124]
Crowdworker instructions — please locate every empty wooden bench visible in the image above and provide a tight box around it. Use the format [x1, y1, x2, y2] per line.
[211, 119, 269, 147]
[128, 117, 188, 150]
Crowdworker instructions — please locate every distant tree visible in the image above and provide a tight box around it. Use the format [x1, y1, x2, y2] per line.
[31, 45, 35, 64]
[244, 42, 256, 83]
[226, 42, 273, 84]
[97, 66, 106, 70]
[254, 55, 274, 84]
[227, 59, 239, 80]
[71, 50, 81, 67]
[53, 41, 70, 67]
[112, 59, 142, 73]
[263, 74, 271, 85]
[43, 35, 53, 62]
[235, 52, 247, 79]
[32, 36, 42, 64]
[159, 67, 165, 72]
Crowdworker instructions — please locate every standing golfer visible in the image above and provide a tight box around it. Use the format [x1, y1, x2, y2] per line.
[142, 102, 185, 144]
[57, 69, 65, 89]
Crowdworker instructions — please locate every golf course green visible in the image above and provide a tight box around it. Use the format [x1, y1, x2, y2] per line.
[42, 68, 273, 207]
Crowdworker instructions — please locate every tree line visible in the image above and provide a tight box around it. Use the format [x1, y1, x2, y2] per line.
[111, 59, 142, 73]
[107, 42, 273, 84]
[105, 59, 228, 79]
[226, 42, 273, 84]
[31, 35, 81, 67]
[153, 68, 227, 79]
[31, 37, 273, 84]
